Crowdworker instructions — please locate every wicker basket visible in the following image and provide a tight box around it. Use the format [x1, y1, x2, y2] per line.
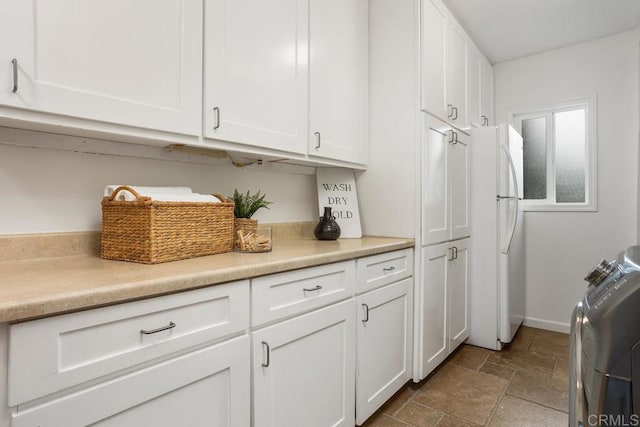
[101, 186, 234, 264]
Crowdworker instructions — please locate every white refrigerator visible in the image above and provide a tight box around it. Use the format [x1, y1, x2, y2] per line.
[468, 124, 525, 350]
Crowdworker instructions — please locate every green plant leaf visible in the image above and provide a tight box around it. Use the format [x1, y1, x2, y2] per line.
[231, 189, 273, 218]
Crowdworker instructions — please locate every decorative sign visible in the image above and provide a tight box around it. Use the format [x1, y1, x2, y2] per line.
[316, 167, 362, 238]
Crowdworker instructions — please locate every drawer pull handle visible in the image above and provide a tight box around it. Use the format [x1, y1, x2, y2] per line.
[362, 304, 370, 323]
[303, 285, 322, 293]
[382, 266, 396, 273]
[261, 341, 270, 367]
[140, 321, 176, 335]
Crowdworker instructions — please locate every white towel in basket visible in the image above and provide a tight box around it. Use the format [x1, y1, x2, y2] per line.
[104, 185, 220, 202]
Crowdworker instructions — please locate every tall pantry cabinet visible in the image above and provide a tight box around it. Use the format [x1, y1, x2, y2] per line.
[357, 0, 493, 381]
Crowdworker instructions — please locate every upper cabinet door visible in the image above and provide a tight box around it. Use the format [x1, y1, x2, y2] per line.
[421, 0, 469, 131]
[0, 0, 202, 136]
[447, 20, 468, 130]
[420, 0, 448, 121]
[467, 44, 482, 128]
[308, 0, 368, 165]
[204, 0, 308, 154]
[480, 57, 494, 126]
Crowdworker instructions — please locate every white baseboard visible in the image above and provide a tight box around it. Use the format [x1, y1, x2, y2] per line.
[523, 317, 570, 334]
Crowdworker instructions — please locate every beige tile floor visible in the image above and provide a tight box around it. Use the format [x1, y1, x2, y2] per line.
[362, 326, 569, 427]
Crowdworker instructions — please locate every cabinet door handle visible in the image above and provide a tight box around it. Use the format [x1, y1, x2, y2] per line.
[452, 106, 458, 120]
[447, 104, 454, 118]
[382, 266, 396, 273]
[448, 248, 454, 261]
[303, 285, 322, 293]
[140, 321, 176, 335]
[481, 115, 487, 126]
[11, 58, 18, 93]
[452, 131, 458, 145]
[362, 304, 370, 323]
[213, 107, 220, 130]
[261, 341, 270, 367]
[314, 131, 321, 149]
[453, 247, 459, 260]
[447, 130, 455, 144]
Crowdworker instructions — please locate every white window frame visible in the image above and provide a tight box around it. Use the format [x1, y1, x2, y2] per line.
[509, 95, 597, 212]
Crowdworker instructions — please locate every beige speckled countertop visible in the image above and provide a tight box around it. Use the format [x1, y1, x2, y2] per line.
[0, 236, 414, 323]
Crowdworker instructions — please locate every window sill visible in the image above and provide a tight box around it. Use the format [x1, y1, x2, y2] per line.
[521, 202, 597, 212]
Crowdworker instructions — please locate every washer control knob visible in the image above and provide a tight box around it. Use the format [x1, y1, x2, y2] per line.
[584, 259, 618, 287]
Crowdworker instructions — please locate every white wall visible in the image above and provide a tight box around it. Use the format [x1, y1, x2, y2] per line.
[494, 29, 639, 331]
[0, 143, 318, 234]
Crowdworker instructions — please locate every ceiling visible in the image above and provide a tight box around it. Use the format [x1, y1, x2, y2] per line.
[442, 0, 640, 64]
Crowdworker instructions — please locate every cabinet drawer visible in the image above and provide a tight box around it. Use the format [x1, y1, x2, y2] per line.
[8, 281, 249, 406]
[251, 261, 356, 326]
[356, 248, 413, 294]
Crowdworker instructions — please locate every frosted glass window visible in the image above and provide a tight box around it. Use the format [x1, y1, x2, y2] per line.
[513, 96, 595, 211]
[555, 110, 586, 203]
[521, 117, 547, 200]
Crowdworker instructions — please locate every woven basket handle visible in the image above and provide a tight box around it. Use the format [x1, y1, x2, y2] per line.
[213, 193, 228, 203]
[107, 185, 142, 201]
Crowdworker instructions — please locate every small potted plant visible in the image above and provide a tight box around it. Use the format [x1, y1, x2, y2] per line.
[231, 189, 273, 251]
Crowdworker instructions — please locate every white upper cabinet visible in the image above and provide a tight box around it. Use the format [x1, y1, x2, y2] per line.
[0, 0, 202, 136]
[421, 0, 493, 132]
[467, 44, 482, 128]
[480, 56, 494, 126]
[308, 0, 368, 165]
[204, 0, 308, 154]
[446, 19, 469, 130]
[420, 0, 448, 121]
[468, 43, 494, 128]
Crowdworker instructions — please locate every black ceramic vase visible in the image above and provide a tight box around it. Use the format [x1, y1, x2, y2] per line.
[314, 207, 341, 240]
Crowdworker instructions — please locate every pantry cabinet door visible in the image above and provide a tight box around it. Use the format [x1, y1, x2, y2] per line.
[450, 131, 471, 240]
[204, 0, 308, 154]
[418, 244, 448, 380]
[448, 239, 470, 353]
[308, 0, 368, 165]
[422, 116, 451, 245]
[253, 299, 356, 427]
[0, 0, 202, 135]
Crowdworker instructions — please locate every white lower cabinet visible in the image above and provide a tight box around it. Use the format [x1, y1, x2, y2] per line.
[7, 281, 251, 427]
[252, 298, 356, 427]
[1, 250, 416, 427]
[417, 238, 470, 380]
[12, 335, 250, 427]
[355, 278, 413, 425]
